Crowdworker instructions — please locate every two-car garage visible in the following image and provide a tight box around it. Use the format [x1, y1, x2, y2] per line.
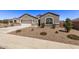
[19, 14, 38, 25]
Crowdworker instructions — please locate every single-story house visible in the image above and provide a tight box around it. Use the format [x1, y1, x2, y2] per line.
[0, 12, 60, 28]
[19, 12, 60, 27]
[0, 18, 21, 27]
[72, 18, 79, 30]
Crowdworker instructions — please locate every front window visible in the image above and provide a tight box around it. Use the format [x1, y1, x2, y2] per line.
[46, 18, 53, 24]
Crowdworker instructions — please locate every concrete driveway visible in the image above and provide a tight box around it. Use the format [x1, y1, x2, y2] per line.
[0, 24, 31, 33]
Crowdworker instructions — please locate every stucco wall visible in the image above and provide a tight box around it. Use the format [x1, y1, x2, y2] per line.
[40, 14, 59, 25]
[20, 15, 38, 25]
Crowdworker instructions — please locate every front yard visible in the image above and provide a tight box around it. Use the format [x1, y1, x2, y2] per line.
[10, 27, 79, 46]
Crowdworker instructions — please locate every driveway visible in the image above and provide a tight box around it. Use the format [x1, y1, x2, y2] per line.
[0, 24, 31, 33]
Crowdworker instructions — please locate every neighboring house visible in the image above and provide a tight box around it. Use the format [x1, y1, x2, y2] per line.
[0, 18, 21, 27]
[59, 18, 79, 29]
[72, 18, 79, 30]
[0, 12, 60, 28]
[60, 21, 64, 28]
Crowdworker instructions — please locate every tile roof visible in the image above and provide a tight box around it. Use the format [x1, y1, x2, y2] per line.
[19, 13, 38, 19]
[38, 12, 59, 18]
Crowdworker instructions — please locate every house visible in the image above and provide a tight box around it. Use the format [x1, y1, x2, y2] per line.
[0, 12, 60, 28]
[0, 18, 21, 27]
[72, 18, 79, 30]
[20, 12, 60, 27]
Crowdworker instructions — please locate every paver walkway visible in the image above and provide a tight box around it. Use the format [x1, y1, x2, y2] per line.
[0, 25, 79, 49]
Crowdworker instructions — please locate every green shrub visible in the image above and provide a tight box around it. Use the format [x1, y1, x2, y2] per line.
[40, 32, 47, 36]
[64, 18, 73, 32]
[40, 23, 45, 28]
[67, 34, 79, 40]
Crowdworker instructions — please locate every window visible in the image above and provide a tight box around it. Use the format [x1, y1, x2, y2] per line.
[46, 18, 53, 24]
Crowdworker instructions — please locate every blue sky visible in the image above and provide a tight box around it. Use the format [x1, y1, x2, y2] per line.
[0, 10, 79, 21]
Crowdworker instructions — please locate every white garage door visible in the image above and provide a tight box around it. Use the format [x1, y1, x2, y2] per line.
[22, 20, 32, 24]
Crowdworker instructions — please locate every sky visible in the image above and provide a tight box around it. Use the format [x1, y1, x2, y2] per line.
[0, 10, 79, 20]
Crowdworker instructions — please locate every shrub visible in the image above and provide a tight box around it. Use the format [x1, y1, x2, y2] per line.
[16, 30, 21, 33]
[67, 34, 79, 40]
[40, 23, 45, 28]
[40, 32, 47, 36]
[64, 18, 73, 32]
[31, 28, 34, 31]
[55, 31, 58, 34]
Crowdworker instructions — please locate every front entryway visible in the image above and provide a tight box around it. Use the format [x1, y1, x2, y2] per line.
[46, 18, 53, 24]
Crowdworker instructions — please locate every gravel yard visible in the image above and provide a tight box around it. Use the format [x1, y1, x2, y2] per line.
[10, 27, 79, 46]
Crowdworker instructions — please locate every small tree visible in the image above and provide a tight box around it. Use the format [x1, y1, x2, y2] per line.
[64, 18, 72, 32]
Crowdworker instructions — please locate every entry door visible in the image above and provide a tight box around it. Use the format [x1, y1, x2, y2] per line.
[46, 18, 53, 24]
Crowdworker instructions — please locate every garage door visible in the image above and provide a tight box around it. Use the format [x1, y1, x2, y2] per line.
[22, 20, 32, 24]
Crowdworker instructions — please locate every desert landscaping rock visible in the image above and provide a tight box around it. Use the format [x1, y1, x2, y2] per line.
[0, 25, 79, 48]
[10, 27, 79, 46]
